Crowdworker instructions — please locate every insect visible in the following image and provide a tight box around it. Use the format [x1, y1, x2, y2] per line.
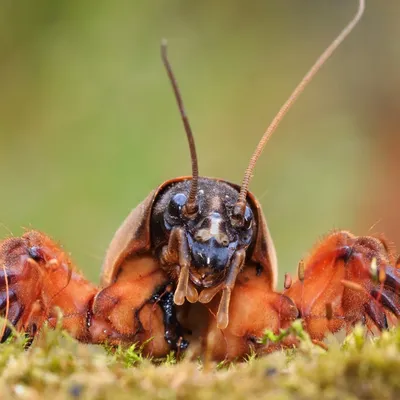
[0, 0, 399, 360]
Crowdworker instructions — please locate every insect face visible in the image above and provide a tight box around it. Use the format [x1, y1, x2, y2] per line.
[151, 0, 366, 328]
[151, 178, 255, 288]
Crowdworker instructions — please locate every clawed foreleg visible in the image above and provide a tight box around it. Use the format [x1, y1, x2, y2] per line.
[0, 231, 187, 357]
[285, 231, 400, 340]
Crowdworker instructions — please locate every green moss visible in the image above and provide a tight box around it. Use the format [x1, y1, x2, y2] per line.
[0, 320, 399, 399]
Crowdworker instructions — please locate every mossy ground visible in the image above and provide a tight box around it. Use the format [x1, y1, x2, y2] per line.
[0, 320, 399, 400]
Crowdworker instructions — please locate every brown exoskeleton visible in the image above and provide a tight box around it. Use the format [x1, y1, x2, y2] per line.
[0, 0, 399, 361]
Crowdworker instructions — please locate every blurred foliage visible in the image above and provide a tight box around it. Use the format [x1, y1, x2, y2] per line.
[0, 1, 399, 283]
[1, 319, 400, 399]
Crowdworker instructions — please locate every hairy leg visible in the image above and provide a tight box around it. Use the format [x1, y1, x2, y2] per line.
[0, 230, 98, 340]
[285, 231, 400, 340]
[0, 231, 187, 357]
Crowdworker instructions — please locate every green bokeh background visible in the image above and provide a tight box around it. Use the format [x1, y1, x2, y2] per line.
[0, 1, 399, 285]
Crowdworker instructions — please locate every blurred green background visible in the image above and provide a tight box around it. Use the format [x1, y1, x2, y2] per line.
[0, 1, 399, 285]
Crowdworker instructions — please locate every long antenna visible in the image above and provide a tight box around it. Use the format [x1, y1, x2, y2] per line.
[161, 40, 199, 215]
[233, 0, 365, 222]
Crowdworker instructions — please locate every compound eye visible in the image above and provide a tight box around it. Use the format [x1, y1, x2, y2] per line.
[243, 206, 253, 230]
[28, 246, 43, 261]
[167, 193, 187, 221]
